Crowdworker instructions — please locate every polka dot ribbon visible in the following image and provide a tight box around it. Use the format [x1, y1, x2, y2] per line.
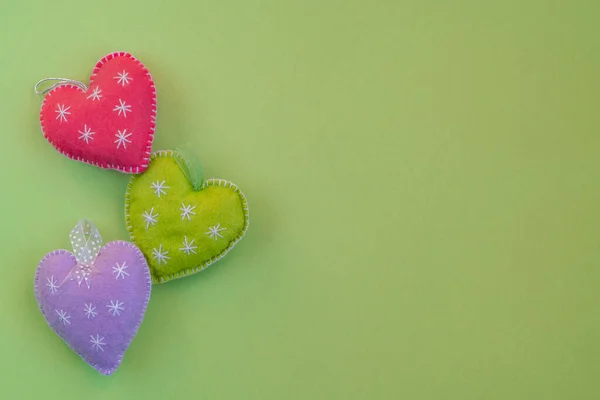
[69, 220, 103, 264]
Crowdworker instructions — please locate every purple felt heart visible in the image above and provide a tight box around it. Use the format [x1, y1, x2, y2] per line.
[34, 241, 151, 375]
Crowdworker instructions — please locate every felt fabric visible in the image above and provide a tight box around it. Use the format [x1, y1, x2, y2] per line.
[34, 222, 151, 375]
[39, 52, 157, 173]
[125, 150, 249, 283]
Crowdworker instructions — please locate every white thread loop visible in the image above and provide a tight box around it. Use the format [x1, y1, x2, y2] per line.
[69, 220, 103, 265]
[34, 77, 88, 95]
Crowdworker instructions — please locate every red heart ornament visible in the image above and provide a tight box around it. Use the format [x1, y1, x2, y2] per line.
[40, 52, 157, 173]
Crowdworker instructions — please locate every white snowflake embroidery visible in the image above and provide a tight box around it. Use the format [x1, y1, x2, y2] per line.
[114, 129, 132, 149]
[112, 262, 130, 280]
[90, 334, 106, 352]
[142, 207, 159, 229]
[87, 87, 102, 101]
[152, 244, 170, 265]
[180, 202, 197, 221]
[68, 264, 92, 289]
[55, 104, 71, 123]
[46, 276, 59, 294]
[113, 99, 132, 117]
[114, 70, 132, 86]
[150, 180, 169, 198]
[78, 124, 95, 144]
[106, 300, 125, 316]
[55, 309, 71, 326]
[206, 223, 227, 240]
[84, 303, 97, 319]
[179, 236, 198, 255]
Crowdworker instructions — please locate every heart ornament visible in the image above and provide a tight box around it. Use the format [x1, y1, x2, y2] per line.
[125, 150, 249, 283]
[34, 220, 151, 375]
[37, 52, 157, 173]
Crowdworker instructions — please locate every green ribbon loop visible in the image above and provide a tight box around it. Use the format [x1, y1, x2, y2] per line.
[174, 146, 204, 191]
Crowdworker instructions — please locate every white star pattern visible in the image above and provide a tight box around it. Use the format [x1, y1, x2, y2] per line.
[112, 262, 130, 280]
[78, 124, 95, 144]
[46, 276, 59, 294]
[150, 181, 169, 198]
[206, 223, 227, 240]
[179, 236, 198, 255]
[84, 303, 97, 319]
[114, 70, 132, 86]
[114, 129, 132, 149]
[90, 334, 106, 352]
[55, 309, 71, 326]
[87, 87, 102, 101]
[55, 104, 71, 123]
[180, 202, 197, 221]
[113, 99, 132, 117]
[152, 244, 170, 265]
[68, 264, 92, 289]
[106, 300, 125, 316]
[142, 207, 159, 229]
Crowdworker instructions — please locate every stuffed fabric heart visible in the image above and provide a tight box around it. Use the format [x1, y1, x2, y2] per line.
[38, 52, 157, 173]
[125, 150, 249, 283]
[34, 221, 151, 375]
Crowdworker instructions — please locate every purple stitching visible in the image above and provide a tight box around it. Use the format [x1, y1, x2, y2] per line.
[33, 241, 152, 375]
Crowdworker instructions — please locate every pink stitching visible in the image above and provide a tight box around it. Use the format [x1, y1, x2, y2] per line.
[39, 51, 157, 174]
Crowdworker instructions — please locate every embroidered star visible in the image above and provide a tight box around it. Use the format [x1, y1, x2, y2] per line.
[87, 87, 102, 101]
[142, 207, 159, 229]
[206, 223, 227, 240]
[55, 104, 71, 123]
[114, 70, 132, 86]
[150, 180, 169, 198]
[106, 300, 125, 316]
[113, 99, 132, 117]
[46, 276, 59, 294]
[179, 236, 198, 255]
[114, 129, 132, 149]
[68, 264, 92, 289]
[152, 244, 170, 265]
[84, 303, 97, 319]
[112, 262, 130, 280]
[180, 202, 197, 221]
[55, 309, 71, 326]
[78, 124, 95, 143]
[90, 334, 106, 352]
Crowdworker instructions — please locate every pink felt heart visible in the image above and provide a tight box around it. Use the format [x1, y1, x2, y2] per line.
[34, 241, 151, 375]
[40, 52, 157, 173]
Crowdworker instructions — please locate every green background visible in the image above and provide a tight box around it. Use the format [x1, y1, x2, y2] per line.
[1, 1, 599, 398]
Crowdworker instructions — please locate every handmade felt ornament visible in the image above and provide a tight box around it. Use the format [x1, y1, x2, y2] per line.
[125, 150, 249, 283]
[34, 220, 151, 375]
[34, 52, 157, 173]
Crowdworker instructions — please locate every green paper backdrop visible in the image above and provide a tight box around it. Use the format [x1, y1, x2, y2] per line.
[1, 1, 599, 399]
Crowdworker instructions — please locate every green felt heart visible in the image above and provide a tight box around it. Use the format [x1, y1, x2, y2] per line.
[125, 150, 249, 283]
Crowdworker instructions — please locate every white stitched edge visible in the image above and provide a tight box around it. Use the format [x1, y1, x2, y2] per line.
[38, 51, 157, 174]
[33, 242, 152, 375]
[124, 150, 250, 284]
